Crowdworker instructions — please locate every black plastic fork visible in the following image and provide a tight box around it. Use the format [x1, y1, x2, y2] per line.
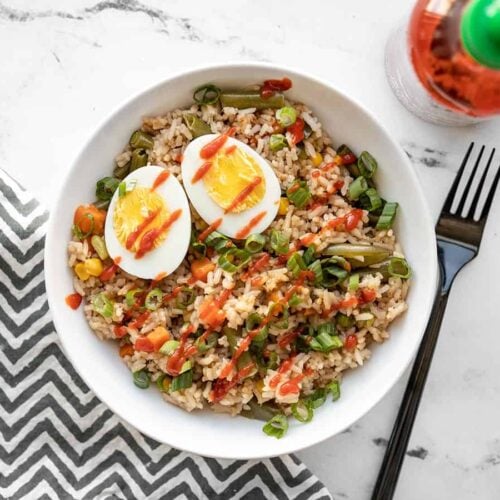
[372, 143, 500, 500]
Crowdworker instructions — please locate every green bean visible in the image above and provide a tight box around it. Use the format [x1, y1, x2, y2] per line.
[220, 90, 285, 110]
[241, 400, 280, 421]
[357, 151, 377, 179]
[348, 176, 368, 201]
[129, 130, 154, 150]
[183, 114, 212, 138]
[323, 244, 391, 268]
[96, 177, 120, 202]
[357, 262, 391, 279]
[113, 161, 130, 180]
[130, 149, 148, 171]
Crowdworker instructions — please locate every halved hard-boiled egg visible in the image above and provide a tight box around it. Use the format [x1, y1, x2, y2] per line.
[104, 165, 191, 279]
[181, 132, 281, 239]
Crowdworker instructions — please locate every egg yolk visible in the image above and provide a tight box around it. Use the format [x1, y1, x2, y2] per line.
[113, 187, 170, 251]
[202, 147, 266, 213]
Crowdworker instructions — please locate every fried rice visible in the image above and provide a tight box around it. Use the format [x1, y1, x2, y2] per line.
[67, 92, 409, 428]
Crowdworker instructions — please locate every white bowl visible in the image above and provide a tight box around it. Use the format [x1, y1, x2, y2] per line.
[45, 63, 438, 459]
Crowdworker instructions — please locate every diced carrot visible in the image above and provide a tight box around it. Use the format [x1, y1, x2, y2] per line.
[135, 336, 154, 352]
[191, 257, 216, 282]
[199, 298, 226, 329]
[146, 326, 170, 351]
[119, 344, 134, 358]
[359, 288, 377, 304]
[73, 204, 106, 235]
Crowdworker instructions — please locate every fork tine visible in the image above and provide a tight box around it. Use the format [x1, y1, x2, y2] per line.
[455, 145, 485, 217]
[479, 157, 500, 221]
[469, 148, 495, 219]
[442, 142, 474, 214]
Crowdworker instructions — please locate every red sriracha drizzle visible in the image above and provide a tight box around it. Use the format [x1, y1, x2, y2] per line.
[125, 209, 161, 250]
[151, 170, 170, 191]
[210, 362, 255, 403]
[192, 161, 213, 183]
[135, 209, 182, 259]
[260, 77, 292, 99]
[200, 128, 236, 160]
[224, 177, 262, 214]
[235, 210, 267, 239]
[166, 324, 197, 376]
[198, 218, 223, 242]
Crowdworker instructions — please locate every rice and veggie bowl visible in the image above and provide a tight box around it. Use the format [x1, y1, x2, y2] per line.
[66, 78, 411, 438]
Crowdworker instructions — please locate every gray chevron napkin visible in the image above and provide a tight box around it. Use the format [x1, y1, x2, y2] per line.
[0, 169, 331, 500]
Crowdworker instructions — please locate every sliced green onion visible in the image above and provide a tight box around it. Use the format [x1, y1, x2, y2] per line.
[287, 252, 306, 278]
[130, 148, 148, 171]
[245, 234, 266, 254]
[175, 287, 196, 309]
[156, 373, 171, 392]
[288, 294, 301, 308]
[348, 273, 360, 291]
[265, 351, 279, 370]
[286, 181, 312, 209]
[269, 134, 287, 152]
[348, 176, 368, 201]
[323, 255, 351, 271]
[302, 246, 316, 266]
[359, 187, 382, 212]
[223, 327, 239, 354]
[91, 235, 109, 260]
[96, 177, 120, 202]
[336, 313, 355, 329]
[218, 248, 251, 273]
[159, 340, 180, 355]
[310, 331, 343, 352]
[246, 313, 269, 345]
[191, 240, 206, 257]
[323, 266, 349, 284]
[327, 380, 341, 401]
[118, 181, 126, 197]
[273, 306, 289, 329]
[180, 360, 192, 374]
[276, 106, 297, 127]
[270, 230, 290, 255]
[92, 293, 114, 318]
[317, 323, 336, 337]
[308, 260, 323, 285]
[145, 288, 163, 310]
[129, 130, 154, 150]
[262, 414, 288, 439]
[72, 213, 95, 240]
[388, 257, 412, 279]
[125, 288, 142, 308]
[183, 114, 212, 138]
[170, 370, 193, 392]
[237, 352, 256, 374]
[195, 332, 218, 353]
[205, 230, 229, 249]
[307, 388, 327, 409]
[357, 151, 378, 179]
[193, 84, 221, 105]
[133, 370, 150, 389]
[376, 202, 398, 230]
[291, 400, 314, 423]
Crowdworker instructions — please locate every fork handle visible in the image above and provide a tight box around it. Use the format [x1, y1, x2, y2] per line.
[371, 288, 448, 500]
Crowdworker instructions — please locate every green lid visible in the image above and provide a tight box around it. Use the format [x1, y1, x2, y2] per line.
[461, 0, 500, 69]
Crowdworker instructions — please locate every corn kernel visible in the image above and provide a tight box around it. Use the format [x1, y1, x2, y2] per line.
[74, 262, 90, 281]
[333, 155, 343, 165]
[312, 152, 323, 167]
[256, 379, 265, 393]
[84, 258, 104, 277]
[278, 197, 289, 215]
[161, 377, 171, 392]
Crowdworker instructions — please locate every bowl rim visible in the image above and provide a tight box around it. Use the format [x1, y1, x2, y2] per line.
[44, 61, 438, 459]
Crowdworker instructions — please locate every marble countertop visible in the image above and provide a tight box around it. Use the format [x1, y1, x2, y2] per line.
[2, 0, 499, 498]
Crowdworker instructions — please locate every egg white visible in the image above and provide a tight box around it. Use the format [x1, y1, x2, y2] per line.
[104, 165, 191, 279]
[181, 135, 281, 239]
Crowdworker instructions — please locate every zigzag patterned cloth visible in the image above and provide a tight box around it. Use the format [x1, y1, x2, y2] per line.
[0, 169, 331, 500]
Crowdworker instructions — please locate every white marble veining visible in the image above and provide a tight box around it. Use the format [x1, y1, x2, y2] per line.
[1, 0, 499, 498]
